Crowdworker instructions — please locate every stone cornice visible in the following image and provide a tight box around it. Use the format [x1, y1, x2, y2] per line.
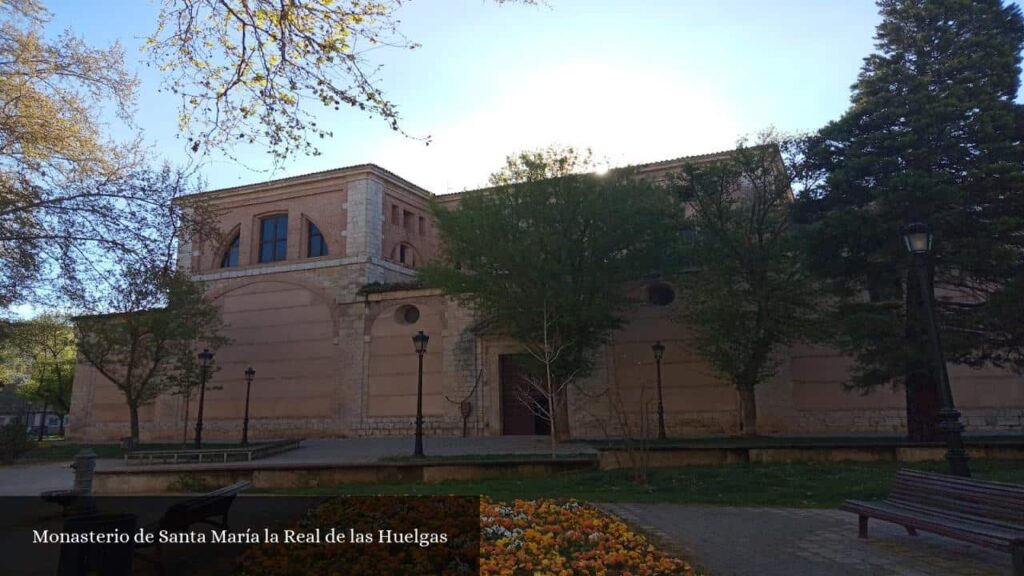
[178, 164, 434, 206]
[192, 256, 417, 282]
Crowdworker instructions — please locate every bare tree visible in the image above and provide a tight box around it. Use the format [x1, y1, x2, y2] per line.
[511, 300, 579, 459]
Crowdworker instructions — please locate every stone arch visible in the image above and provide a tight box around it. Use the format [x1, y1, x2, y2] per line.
[301, 212, 331, 257]
[388, 241, 422, 267]
[208, 223, 241, 271]
[202, 279, 342, 425]
[209, 277, 340, 337]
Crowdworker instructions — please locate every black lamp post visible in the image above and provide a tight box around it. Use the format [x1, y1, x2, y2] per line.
[901, 222, 971, 477]
[193, 348, 214, 450]
[412, 331, 429, 457]
[652, 341, 667, 440]
[242, 367, 255, 445]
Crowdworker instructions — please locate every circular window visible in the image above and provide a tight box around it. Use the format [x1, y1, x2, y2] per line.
[395, 305, 420, 325]
[647, 283, 676, 306]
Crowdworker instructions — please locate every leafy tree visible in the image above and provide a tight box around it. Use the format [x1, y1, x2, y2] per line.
[793, 0, 1024, 440]
[145, 0, 537, 161]
[0, 0, 140, 307]
[5, 314, 76, 438]
[0, 320, 31, 391]
[74, 265, 226, 441]
[0, 1, 221, 311]
[165, 348, 224, 445]
[672, 135, 824, 436]
[422, 147, 683, 448]
[488, 145, 602, 186]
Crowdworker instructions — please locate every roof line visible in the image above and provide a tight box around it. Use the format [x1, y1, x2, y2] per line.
[182, 163, 435, 200]
[435, 146, 754, 200]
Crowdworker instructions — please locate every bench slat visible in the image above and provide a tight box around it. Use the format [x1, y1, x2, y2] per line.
[892, 480, 1024, 504]
[883, 499, 1024, 535]
[841, 500, 1022, 550]
[896, 469, 1024, 493]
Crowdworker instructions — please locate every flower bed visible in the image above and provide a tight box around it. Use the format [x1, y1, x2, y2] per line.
[481, 498, 692, 575]
[235, 497, 691, 575]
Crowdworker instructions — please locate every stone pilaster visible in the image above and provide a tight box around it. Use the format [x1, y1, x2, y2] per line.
[345, 178, 384, 261]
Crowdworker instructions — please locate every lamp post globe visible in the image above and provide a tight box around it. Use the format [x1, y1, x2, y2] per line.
[901, 223, 970, 477]
[412, 331, 429, 457]
[193, 348, 214, 449]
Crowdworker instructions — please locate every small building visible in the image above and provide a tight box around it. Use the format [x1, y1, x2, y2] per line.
[67, 153, 1024, 442]
[0, 390, 66, 435]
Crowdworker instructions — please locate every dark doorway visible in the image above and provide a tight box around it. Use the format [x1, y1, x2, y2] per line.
[499, 355, 551, 436]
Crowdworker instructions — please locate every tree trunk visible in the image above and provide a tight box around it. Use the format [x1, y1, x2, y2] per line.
[905, 267, 941, 441]
[737, 386, 757, 436]
[37, 401, 49, 441]
[547, 385, 557, 460]
[129, 403, 140, 441]
[554, 386, 571, 441]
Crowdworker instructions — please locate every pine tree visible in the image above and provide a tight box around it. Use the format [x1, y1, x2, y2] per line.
[795, 0, 1024, 440]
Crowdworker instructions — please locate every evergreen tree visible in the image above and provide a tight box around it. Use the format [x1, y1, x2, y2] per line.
[795, 0, 1024, 440]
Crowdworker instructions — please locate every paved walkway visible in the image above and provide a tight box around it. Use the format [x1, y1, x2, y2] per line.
[0, 461, 78, 496]
[603, 503, 1011, 576]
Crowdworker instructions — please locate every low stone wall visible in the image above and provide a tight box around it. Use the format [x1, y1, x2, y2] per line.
[92, 457, 597, 494]
[598, 440, 1024, 469]
[351, 417, 471, 438]
[760, 407, 1024, 436]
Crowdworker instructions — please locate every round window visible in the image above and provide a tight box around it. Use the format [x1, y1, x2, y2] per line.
[646, 283, 676, 306]
[395, 305, 420, 325]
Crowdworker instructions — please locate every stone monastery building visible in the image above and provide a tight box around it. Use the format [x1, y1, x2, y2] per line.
[68, 151, 1024, 442]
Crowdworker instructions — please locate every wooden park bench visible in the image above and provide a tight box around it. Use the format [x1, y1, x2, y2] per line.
[841, 469, 1024, 575]
[135, 481, 251, 571]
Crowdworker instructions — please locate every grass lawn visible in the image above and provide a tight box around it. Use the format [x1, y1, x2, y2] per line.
[261, 460, 1024, 507]
[12, 440, 248, 463]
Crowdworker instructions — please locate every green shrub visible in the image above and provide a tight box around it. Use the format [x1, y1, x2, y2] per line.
[0, 420, 36, 464]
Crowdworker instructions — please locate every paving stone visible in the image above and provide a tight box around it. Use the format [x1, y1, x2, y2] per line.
[600, 503, 1010, 576]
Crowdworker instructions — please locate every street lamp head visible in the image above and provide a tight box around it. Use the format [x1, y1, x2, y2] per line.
[652, 341, 665, 361]
[198, 348, 214, 366]
[412, 330, 429, 355]
[901, 222, 933, 255]
[245, 366, 255, 381]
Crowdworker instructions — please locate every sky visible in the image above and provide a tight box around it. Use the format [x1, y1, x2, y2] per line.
[45, 0, 895, 195]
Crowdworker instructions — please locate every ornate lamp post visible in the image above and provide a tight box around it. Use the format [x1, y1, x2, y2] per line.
[652, 341, 667, 440]
[193, 348, 214, 449]
[242, 367, 255, 445]
[412, 331, 429, 457]
[901, 222, 971, 477]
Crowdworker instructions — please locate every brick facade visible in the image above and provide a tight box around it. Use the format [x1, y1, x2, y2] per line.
[67, 160, 1024, 442]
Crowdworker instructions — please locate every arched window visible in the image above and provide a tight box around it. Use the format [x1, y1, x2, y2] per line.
[398, 243, 416, 267]
[221, 234, 240, 268]
[259, 214, 288, 262]
[307, 222, 328, 257]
